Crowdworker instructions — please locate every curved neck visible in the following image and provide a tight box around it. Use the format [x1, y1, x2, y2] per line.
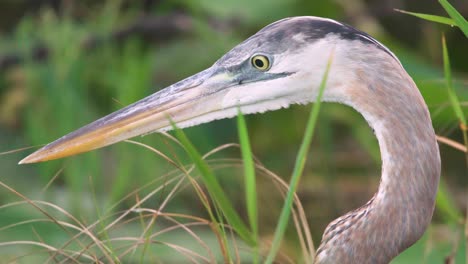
[316, 57, 440, 263]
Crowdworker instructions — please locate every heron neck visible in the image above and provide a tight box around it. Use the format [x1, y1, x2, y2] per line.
[316, 62, 440, 263]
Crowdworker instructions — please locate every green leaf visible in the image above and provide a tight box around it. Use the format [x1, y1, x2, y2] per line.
[395, 9, 455, 26]
[172, 124, 255, 246]
[265, 52, 334, 264]
[439, 0, 468, 38]
[237, 108, 259, 261]
[442, 35, 466, 125]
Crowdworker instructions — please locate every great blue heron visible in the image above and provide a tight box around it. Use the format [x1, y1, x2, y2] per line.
[20, 16, 440, 263]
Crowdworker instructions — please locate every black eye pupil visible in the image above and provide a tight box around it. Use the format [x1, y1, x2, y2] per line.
[255, 59, 264, 68]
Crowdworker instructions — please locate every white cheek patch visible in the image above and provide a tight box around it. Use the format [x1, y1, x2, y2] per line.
[274, 38, 335, 73]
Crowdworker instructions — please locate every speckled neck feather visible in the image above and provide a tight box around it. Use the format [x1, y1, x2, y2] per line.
[315, 46, 440, 263]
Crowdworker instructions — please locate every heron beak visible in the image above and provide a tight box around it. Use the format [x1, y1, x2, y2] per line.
[19, 66, 237, 164]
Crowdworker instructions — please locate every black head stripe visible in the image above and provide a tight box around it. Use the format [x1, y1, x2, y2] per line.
[259, 17, 398, 61]
[217, 17, 399, 67]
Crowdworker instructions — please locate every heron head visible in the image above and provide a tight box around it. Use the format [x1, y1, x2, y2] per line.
[20, 16, 391, 164]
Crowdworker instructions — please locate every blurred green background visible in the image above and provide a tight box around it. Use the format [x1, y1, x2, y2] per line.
[0, 0, 467, 263]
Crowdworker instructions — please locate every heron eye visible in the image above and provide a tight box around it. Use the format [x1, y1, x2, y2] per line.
[251, 55, 270, 71]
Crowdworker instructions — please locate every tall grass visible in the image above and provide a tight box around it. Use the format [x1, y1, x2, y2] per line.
[237, 108, 259, 262]
[0, 134, 317, 262]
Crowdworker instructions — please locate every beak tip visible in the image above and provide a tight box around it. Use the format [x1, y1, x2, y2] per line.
[18, 156, 32, 165]
[18, 153, 41, 164]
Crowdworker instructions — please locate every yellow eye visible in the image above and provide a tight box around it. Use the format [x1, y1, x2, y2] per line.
[251, 55, 270, 71]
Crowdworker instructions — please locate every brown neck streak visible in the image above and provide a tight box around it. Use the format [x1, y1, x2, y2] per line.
[316, 53, 440, 263]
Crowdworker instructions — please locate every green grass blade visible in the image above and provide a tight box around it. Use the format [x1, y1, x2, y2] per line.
[395, 9, 455, 26]
[172, 124, 255, 246]
[237, 108, 259, 261]
[439, 0, 468, 37]
[264, 53, 334, 264]
[441, 16, 468, 261]
[442, 35, 466, 124]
